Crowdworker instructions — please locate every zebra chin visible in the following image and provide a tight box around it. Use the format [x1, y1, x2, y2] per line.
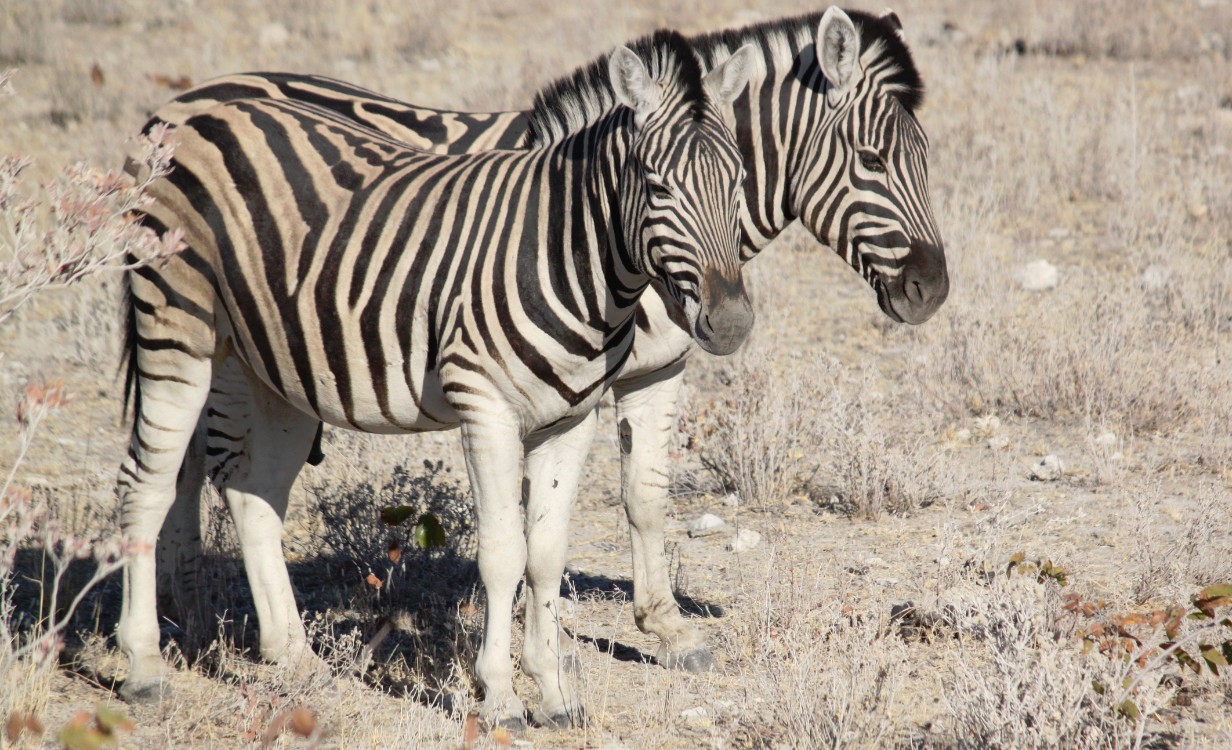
[872, 240, 950, 325]
[690, 269, 755, 355]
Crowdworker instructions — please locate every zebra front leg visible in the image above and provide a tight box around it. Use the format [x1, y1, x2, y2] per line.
[117, 356, 213, 703]
[218, 376, 322, 674]
[521, 409, 598, 728]
[612, 363, 713, 672]
[457, 413, 530, 730]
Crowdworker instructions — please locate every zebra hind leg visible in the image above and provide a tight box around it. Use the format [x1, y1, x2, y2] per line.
[116, 343, 214, 703]
[215, 371, 324, 679]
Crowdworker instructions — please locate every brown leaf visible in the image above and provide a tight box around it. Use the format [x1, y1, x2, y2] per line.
[288, 707, 316, 737]
[150, 73, 193, 90]
[90, 63, 104, 85]
[6, 712, 44, 742]
[462, 712, 479, 750]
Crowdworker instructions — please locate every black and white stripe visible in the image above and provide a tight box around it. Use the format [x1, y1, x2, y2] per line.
[147, 7, 949, 677]
[115, 31, 754, 726]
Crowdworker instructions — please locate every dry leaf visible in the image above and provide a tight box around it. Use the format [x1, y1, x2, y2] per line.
[90, 63, 104, 86]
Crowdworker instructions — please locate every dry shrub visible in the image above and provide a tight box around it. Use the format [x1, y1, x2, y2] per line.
[926, 573, 1171, 750]
[715, 551, 907, 749]
[1130, 485, 1232, 604]
[682, 354, 838, 510]
[298, 462, 481, 698]
[685, 354, 937, 518]
[1, 71, 176, 730]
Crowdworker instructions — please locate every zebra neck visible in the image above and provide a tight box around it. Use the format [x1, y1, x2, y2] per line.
[532, 124, 648, 344]
[695, 20, 828, 258]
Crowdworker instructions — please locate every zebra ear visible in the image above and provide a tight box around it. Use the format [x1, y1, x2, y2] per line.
[610, 46, 662, 126]
[881, 8, 903, 32]
[703, 44, 757, 107]
[817, 6, 861, 104]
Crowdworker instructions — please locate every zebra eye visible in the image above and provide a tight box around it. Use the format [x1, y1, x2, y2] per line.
[647, 181, 673, 201]
[859, 151, 885, 173]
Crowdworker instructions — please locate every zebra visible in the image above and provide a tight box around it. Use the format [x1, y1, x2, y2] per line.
[117, 31, 758, 728]
[148, 6, 948, 678]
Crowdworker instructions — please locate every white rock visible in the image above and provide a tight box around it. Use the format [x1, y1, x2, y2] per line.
[1139, 264, 1171, 291]
[258, 22, 290, 48]
[955, 428, 973, 442]
[688, 513, 726, 538]
[728, 528, 762, 553]
[864, 556, 886, 567]
[722, 492, 741, 508]
[987, 435, 1010, 451]
[1017, 259, 1059, 291]
[680, 706, 708, 720]
[1029, 454, 1065, 481]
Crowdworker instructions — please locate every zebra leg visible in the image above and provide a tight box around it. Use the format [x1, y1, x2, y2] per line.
[612, 362, 714, 672]
[154, 417, 209, 648]
[457, 413, 529, 730]
[521, 409, 598, 728]
[216, 373, 321, 672]
[117, 355, 213, 703]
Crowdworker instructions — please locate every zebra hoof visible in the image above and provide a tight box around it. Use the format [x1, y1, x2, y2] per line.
[489, 714, 528, 734]
[118, 676, 173, 704]
[532, 705, 586, 729]
[659, 646, 715, 673]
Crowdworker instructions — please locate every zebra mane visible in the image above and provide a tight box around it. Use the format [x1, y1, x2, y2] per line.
[523, 30, 707, 148]
[689, 9, 925, 113]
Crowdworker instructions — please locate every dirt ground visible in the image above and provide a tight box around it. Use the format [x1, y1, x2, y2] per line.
[2, 0, 1232, 748]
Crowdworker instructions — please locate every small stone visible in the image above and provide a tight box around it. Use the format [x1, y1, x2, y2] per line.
[987, 435, 1010, 451]
[1029, 454, 1065, 481]
[955, 428, 972, 442]
[1017, 259, 1059, 292]
[1139, 265, 1171, 291]
[688, 513, 726, 538]
[728, 528, 762, 553]
[680, 706, 708, 719]
[864, 556, 886, 567]
[722, 492, 741, 508]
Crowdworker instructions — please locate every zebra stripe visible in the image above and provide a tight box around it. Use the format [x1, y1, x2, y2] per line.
[148, 7, 949, 677]
[116, 31, 756, 726]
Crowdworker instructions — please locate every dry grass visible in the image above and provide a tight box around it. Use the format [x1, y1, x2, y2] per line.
[3, 0, 1232, 747]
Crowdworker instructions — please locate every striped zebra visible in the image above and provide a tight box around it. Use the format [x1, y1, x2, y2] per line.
[117, 32, 757, 728]
[151, 6, 948, 679]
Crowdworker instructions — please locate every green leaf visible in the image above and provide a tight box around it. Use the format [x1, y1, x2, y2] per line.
[1200, 643, 1228, 674]
[413, 513, 447, 549]
[1197, 583, 1232, 601]
[1116, 699, 1139, 721]
[58, 726, 108, 750]
[94, 705, 133, 734]
[380, 505, 417, 526]
[1091, 679, 1106, 695]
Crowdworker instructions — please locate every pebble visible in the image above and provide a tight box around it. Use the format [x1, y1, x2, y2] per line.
[680, 706, 708, 719]
[687, 513, 726, 538]
[955, 428, 973, 442]
[722, 492, 741, 507]
[1029, 454, 1065, 481]
[1017, 259, 1059, 291]
[728, 528, 762, 553]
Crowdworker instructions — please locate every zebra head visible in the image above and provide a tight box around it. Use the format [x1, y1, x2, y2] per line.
[794, 7, 949, 325]
[609, 37, 758, 355]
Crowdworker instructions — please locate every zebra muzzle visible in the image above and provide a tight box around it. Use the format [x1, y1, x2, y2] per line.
[693, 269, 754, 355]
